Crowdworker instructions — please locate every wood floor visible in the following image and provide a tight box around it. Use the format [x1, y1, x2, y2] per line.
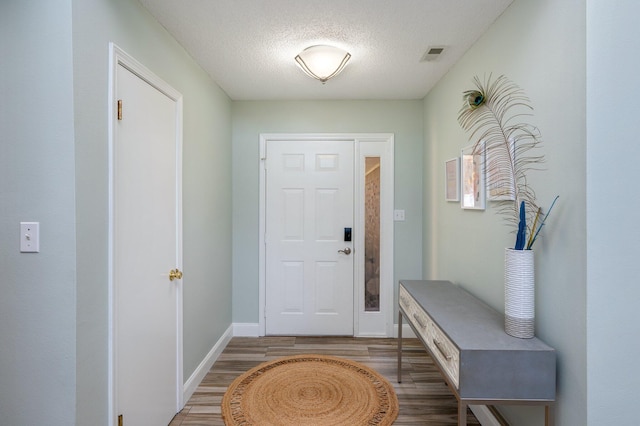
[169, 336, 480, 425]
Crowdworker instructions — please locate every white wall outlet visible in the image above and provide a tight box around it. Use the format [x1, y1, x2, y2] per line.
[20, 222, 40, 253]
[393, 209, 406, 221]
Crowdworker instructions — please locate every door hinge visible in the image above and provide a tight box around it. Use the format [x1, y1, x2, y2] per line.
[118, 414, 123, 426]
[117, 99, 123, 120]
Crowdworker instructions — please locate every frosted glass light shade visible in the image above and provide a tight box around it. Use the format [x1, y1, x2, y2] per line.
[295, 45, 351, 83]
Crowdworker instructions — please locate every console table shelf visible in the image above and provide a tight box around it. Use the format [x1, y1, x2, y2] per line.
[397, 280, 556, 426]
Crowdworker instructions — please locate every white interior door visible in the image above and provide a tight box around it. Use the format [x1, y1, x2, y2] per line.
[113, 58, 182, 425]
[265, 140, 354, 335]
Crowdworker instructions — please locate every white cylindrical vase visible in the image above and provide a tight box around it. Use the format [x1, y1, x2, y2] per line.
[504, 248, 535, 338]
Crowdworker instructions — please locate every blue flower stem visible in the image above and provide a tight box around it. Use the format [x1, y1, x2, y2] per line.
[515, 201, 526, 250]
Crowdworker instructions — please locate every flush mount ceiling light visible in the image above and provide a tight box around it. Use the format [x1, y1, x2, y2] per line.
[295, 45, 351, 83]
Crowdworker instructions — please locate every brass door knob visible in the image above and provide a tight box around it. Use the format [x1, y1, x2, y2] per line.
[169, 269, 183, 281]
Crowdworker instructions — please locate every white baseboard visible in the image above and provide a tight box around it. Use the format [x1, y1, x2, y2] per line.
[470, 405, 502, 426]
[230, 323, 414, 338]
[182, 324, 233, 403]
[356, 332, 390, 338]
[233, 322, 261, 337]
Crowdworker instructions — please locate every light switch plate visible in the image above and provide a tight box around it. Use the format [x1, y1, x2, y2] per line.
[20, 222, 40, 253]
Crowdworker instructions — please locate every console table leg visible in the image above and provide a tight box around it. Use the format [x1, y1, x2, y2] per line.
[458, 401, 467, 426]
[545, 403, 555, 426]
[397, 312, 403, 383]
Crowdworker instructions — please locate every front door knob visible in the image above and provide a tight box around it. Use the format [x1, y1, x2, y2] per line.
[338, 248, 352, 255]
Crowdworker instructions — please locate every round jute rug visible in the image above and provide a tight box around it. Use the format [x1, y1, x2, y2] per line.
[221, 354, 399, 426]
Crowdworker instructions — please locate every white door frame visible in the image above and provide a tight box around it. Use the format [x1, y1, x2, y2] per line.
[259, 133, 394, 337]
[107, 43, 184, 425]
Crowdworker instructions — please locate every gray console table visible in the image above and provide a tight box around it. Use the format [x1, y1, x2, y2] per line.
[398, 280, 556, 426]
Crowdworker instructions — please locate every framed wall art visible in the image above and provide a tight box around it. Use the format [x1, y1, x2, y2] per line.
[461, 144, 485, 210]
[444, 157, 460, 202]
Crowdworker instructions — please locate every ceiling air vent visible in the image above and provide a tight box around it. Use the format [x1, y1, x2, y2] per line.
[421, 46, 446, 62]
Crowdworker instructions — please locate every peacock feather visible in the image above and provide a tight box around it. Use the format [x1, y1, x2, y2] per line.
[458, 75, 547, 247]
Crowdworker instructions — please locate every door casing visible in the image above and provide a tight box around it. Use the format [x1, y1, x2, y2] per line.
[259, 133, 394, 337]
[107, 43, 184, 425]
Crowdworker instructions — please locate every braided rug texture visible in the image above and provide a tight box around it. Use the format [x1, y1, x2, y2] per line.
[221, 354, 399, 425]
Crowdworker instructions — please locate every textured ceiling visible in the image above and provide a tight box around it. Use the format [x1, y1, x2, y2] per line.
[138, 0, 513, 101]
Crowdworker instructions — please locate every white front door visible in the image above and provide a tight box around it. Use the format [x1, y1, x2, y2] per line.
[112, 53, 182, 425]
[265, 140, 354, 335]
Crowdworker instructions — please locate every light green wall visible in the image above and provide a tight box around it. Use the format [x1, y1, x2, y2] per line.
[231, 100, 424, 323]
[71, 0, 233, 423]
[0, 2, 77, 424]
[586, 1, 640, 425]
[423, 0, 586, 424]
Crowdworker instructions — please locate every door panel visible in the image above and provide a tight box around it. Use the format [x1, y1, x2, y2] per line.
[265, 140, 354, 335]
[114, 63, 180, 425]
